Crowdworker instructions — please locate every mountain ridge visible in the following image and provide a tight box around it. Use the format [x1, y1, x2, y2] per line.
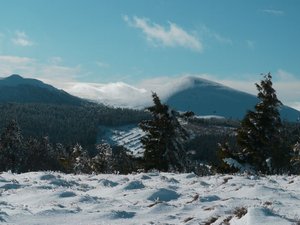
[0, 74, 298, 121]
[0, 74, 54, 90]
[0, 74, 86, 106]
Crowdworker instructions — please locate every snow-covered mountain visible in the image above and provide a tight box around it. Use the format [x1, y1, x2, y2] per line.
[66, 76, 300, 121]
[165, 76, 300, 120]
[1, 74, 298, 120]
[1, 171, 300, 225]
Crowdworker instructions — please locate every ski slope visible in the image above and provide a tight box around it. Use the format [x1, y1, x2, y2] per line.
[1, 171, 300, 224]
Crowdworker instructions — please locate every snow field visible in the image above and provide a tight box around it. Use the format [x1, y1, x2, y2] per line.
[100, 125, 145, 156]
[0, 172, 300, 225]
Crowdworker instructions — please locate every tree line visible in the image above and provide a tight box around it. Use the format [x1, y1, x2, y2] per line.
[0, 103, 148, 150]
[0, 120, 143, 174]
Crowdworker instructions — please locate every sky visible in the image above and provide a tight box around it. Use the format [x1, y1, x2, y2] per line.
[0, 0, 299, 110]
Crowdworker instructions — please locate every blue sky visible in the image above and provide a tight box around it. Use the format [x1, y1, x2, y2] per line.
[0, 0, 299, 109]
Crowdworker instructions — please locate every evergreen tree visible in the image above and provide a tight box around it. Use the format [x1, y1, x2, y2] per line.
[25, 136, 55, 171]
[236, 73, 285, 173]
[91, 142, 113, 173]
[71, 143, 91, 174]
[290, 139, 300, 174]
[0, 120, 25, 172]
[216, 142, 239, 173]
[111, 145, 135, 174]
[139, 92, 189, 172]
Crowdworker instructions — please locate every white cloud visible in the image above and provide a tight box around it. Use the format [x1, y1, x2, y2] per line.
[276, 69, 296, 80]
[0, 55, 82, 83]
[65, 82, 149, 108]
[137, 75, 199, 100]
[0, 55, 34, 64]
[124, 15, 202, 52]
[262, 9, 284, 16]
[200, 25, 232, 45]
[39, 65, 82, 81]
[272, 69, 300, 110]
[0, 55, 36, 75]
[12, 31, 34, 47]
[58, 75, 204, 108]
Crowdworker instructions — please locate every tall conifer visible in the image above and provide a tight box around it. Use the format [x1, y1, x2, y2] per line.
[139, 92, 189, 172]
[236, 73, 285, 173]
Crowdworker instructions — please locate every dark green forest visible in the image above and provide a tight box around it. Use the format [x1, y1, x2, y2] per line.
[0, 102, 148, 149]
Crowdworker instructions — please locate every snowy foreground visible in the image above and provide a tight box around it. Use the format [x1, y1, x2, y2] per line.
[1, 172, 300, 225]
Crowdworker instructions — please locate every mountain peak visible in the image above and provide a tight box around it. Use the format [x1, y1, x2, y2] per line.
[0, 74, 46, 88]
[7, 74, 24, 80]
[0, 74, 86, 106]
[165, 76, 300, 121]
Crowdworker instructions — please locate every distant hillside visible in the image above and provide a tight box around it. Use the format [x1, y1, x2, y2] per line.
[166, 76, 300, 121]
[0, 75, 149, 149]
[0, 103, 148, 149]
[0, 74, 85, 105]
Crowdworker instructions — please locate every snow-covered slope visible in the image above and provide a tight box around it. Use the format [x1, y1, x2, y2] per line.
[1, 171, 300, 225]
[99, 125, 145, 156]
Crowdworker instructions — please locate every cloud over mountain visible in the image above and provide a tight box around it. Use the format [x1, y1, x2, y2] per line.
[62, 74, 299, 120]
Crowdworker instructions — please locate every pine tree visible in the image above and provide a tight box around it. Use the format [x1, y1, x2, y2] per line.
[71, 143, 91, 174]
[0, 120, 25, 172]
[111, 146, 134, 174]
[290, 139, 300, 174]
[216, 142, 239, 173]
[90, 142, 113, 173]
[139, 92, 189, 172]
[25, 136, 54, 171]
[236, 73, 285, 173]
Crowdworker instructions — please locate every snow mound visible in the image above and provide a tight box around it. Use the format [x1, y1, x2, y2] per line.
[148, 188, 180, 202]
[240, 207, 292, 225]
[98, 179, 119, 187]
[200, 195, 221, 202]
[124, 180, 145, 190]
[0, 172, 300, 224]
